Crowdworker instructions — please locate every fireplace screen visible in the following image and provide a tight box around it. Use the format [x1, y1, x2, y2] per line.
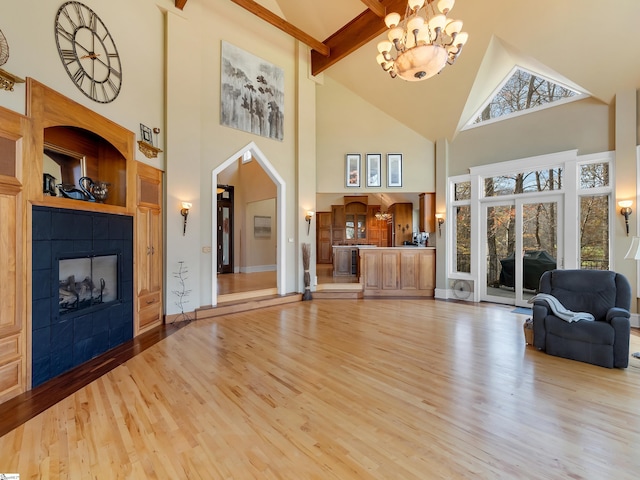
[59, 254, 118, 315]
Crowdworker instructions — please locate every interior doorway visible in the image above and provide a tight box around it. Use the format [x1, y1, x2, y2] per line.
[212, 142, 286, 306]
[217, 185, 234, 274]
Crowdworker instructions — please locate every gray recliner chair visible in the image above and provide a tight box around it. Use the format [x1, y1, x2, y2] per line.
[532, 269, 631, 368]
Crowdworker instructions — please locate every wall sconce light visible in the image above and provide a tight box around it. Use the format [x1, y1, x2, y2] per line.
[619, 200, 633, 236]
[435, 213, 445, 237]
[181, 202, 192, 236]
[305, 211, 315, 235]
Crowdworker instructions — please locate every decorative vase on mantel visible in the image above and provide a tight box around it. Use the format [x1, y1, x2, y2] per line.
[91, 180, 110, 203]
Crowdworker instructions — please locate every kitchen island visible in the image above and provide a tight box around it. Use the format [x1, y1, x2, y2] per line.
[359, 246, 435, 297]
[332, 245, 377, 277]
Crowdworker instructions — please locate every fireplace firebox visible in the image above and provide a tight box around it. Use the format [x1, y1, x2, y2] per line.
[58, 252, 120, 315]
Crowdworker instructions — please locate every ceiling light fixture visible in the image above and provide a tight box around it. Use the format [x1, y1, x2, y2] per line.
[376, 195, 392, 222]
[375, 210, 392, 222]
[376, 0, 468, 82]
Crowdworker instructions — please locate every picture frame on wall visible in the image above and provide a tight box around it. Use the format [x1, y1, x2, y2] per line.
[366, 153, 382, 187]
[387, 153, 403, 187]
[140, 123, 153, 145]
[254, 215, 272, 238]
[346, 153, 361, 187]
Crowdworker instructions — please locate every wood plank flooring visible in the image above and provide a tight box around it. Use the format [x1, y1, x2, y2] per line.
[215, 264, 357, 297]
[2, 299, 640, 478]
[217, 271, 277, 295]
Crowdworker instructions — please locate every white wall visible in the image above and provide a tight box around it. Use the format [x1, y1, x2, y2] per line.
[245, 199, 277, 271]
[165, 1, 317, 311]
[0, 0, 166, 171]
[316, 76, 436, 194]
[3, 0, 318, 316]
[449, 96, 612, 177]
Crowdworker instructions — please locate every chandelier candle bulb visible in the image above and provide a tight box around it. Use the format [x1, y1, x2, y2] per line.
[438, 0, 455, 13]
[445, 19, 463, 35]
[385, 12, 401, 28]
[376, 0, 468, 81]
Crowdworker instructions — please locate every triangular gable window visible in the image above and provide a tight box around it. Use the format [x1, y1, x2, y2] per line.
[470, 67, 583, 126]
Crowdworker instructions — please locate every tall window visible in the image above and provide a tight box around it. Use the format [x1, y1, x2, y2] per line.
[578, 161, 611, 270]
[448, 151, 614, 299]
[452, 180, 471, 273]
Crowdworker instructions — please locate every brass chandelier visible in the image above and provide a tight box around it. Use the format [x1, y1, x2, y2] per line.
[375, 210, 392, 222]
[376, 0, 468, 81]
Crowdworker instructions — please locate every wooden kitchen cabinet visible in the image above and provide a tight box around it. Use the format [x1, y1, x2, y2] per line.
[331, 204, 345, 244]
[419, 193, 436, 233]
[367, 205, 389, 247]
[360, 247, 435, 297]
[389, 202, 413, 246]
[316, 212, 333, 264]
[135, 162, 163, 334]
[333, 246, 358, 276]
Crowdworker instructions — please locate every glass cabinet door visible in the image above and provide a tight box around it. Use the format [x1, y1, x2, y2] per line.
[346, 213, 366, 241]
[357, 214, 366, 240]
[346, 214, 355, 240]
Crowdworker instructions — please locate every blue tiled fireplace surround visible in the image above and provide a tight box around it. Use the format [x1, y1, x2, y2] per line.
[32, 206, 134, 387]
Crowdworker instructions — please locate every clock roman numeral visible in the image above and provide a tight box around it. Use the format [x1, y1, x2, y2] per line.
[60, 9, 78, 31]
[105, 78, 119, 94]
[109, 66, 122, 79]
[90, 80, 98, 100]
[88, 12, 97, 31]
[72, 68, 86, 86]
[60, 49, 77, 65]
[72, 3, 86, 26]
[56, 24, 75, 44]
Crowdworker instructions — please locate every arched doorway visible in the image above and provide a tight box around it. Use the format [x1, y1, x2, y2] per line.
[211, 142, 286, 306]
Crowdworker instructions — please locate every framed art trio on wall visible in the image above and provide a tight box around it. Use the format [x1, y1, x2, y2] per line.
[346, 153, 402, 188]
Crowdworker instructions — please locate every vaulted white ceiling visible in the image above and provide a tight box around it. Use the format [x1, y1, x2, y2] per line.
[255, 0, 640, 142]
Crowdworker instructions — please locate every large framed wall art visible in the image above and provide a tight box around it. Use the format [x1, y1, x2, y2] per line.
[220, 41, 284, 141]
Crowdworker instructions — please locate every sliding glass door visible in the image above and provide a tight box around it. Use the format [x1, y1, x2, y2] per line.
[482, 195, 562, 307]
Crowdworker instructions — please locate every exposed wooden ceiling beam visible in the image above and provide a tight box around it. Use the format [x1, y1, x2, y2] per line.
[175, 0, 188, 10]
[230, 0, 330, 57]
[311, 0, 406, 76]
[359, 0, 386, 18]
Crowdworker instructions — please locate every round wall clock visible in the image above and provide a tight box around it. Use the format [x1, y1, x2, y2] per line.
[54, 1, 122, 103]
[0, 28, 9, 66]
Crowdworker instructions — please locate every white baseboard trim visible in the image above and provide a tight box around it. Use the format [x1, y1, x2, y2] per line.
[240, 264, 277, 274]
[435, 288, 448, 300]
[438, 288, 476, 302]
[437, 290, 640, 325]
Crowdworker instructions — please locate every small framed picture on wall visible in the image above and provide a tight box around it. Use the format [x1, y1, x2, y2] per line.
[346, 153, 361, 187]
[366, 153, 382, 187]
[140, 123, 153, 145]
[387, 153, 403, 187]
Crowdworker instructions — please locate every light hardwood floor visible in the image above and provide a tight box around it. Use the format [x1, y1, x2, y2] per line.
[216, 264, 357, 296]
[2, 299, 640, 478]
[217, 271, 277, 295]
